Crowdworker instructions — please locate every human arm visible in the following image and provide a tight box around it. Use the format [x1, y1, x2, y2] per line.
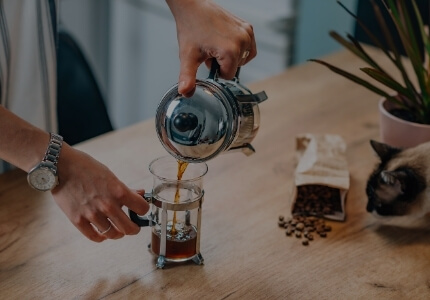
[166, 0, 257, 97]
[0, 106, 149, 242]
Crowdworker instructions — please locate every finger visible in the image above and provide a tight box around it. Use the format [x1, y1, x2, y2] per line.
[178, 56, 201, 97]
[204, 58, 212, 70]
[88, 210, 121, 238]
[242, 24, 257, 65]
[77, 221, 106, 243]
[124, 190, 150, 216]
[239, 50, 250, 66]
[101, 224, 124, 240]
[243, 39, 257, 66]
[92, 219, 124, 240]
[108, 208, 141, 236]
[135, 189, 145, 197]
[217, 55, 237, 80]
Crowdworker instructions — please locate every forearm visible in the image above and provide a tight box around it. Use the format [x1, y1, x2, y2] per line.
[0, 105, 51, 172]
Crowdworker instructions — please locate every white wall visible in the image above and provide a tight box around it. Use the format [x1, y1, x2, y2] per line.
[106, 0, 294, 129]
[59, 0, 359, 130]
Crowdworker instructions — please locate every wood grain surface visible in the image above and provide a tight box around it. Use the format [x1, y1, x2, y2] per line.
[1, 48, 430, 299]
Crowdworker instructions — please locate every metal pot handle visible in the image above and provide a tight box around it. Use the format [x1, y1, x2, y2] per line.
[128, 192, 155, 227]
[208, 59, 241, 81]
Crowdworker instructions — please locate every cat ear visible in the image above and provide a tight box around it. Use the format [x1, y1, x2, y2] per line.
[370, 140, 401, 161]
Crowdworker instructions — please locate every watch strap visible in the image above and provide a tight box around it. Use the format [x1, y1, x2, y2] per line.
[41, 133, 63, 175]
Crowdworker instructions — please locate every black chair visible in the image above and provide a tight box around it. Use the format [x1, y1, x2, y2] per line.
[354, 0, 429, 57]
[56, 29, 113, 145]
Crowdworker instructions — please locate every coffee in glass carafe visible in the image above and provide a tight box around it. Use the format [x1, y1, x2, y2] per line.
[129, 156, 207, 268]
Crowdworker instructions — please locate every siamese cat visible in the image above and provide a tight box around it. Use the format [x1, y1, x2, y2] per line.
[366, 140, 430, 217]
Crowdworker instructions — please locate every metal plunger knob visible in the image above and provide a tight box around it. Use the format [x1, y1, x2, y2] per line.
[173, 113, 199, 132]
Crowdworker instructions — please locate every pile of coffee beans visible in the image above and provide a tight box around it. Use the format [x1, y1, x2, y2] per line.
[278, 215, 332, 246]
[292, 185, 342, 216]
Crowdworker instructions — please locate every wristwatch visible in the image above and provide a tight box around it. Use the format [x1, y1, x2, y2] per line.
[27, 133, 63, 191]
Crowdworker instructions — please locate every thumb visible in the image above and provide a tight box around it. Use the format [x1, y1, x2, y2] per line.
[178, 57, 200, 98]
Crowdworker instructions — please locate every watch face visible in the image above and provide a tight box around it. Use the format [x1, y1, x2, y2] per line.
[28, 167, 57, 191]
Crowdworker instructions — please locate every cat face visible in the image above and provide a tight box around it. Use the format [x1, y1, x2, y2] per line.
[366, 140, 427, 217]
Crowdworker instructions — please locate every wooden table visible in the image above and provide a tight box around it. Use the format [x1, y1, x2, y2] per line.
[1, 48, 430, 299]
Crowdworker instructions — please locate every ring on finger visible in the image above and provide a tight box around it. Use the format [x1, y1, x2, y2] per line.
[98, 224, 112, 235]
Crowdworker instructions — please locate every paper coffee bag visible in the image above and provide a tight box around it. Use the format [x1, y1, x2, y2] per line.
[291, 133, 350, 221]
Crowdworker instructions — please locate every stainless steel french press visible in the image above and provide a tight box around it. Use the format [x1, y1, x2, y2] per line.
[155, 60, 268, 162]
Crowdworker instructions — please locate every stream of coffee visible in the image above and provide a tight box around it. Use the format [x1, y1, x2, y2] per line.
[171, 160, 189, 235]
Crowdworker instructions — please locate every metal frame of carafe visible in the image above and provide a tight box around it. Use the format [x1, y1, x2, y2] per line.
[148, 190, 204, 269]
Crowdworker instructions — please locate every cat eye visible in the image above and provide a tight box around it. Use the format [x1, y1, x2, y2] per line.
[380, 171, 395, 185]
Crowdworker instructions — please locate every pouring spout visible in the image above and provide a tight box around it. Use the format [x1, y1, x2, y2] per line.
[236, 91, 268, 103]
[228, 143, 256, 156]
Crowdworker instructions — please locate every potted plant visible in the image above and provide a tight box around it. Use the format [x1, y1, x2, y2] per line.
[310, 0, 430, 148]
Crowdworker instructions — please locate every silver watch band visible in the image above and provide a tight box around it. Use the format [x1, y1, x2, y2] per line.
[41, 133, 63, 174]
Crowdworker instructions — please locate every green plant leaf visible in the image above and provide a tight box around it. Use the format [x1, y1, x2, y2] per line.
[411, 0, 430, 105]
[315, 0, 430, 123]
[336, 0, 395, 61]
[371, 0, 399, 58]
[330, 31, 384, 71]
[394, 1, 428, 102]
[309, 59, 407, 107]
[346, 33, 392, 73]
[398, 0, 423, 61]
[338, 0, 419, 98]
[360, 67, 419, 108]
[383, 0, 427, 106]
[370, 0, 417, 95]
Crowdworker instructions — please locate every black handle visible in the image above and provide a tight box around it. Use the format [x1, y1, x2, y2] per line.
[129, 209, 152, 227]
[208, 59, 220, 80]
[208, 59, 241, 81]
[128, 193, 154, 227]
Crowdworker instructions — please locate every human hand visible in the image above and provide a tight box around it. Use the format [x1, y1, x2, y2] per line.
[167, 0, 257, 97]
[51, 144, 149, 242]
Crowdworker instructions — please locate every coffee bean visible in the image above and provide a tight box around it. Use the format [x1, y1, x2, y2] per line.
[279, 215, 285, 221]
[278, 213, 333, 246]
[292, 185, 342, 216]
[316, 225, 325, 233]
[296, 222, 305, 231]
[305, 226, 315, 232]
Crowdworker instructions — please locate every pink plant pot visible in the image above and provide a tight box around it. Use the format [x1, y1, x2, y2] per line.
[379, 97, 430, 148]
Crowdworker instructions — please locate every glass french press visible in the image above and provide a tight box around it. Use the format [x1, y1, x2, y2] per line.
[129, 156, 207, 269]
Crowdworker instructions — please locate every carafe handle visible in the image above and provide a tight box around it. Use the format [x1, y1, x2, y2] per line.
[208, 59, 241, 81]
[128, 192, 155, 227]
